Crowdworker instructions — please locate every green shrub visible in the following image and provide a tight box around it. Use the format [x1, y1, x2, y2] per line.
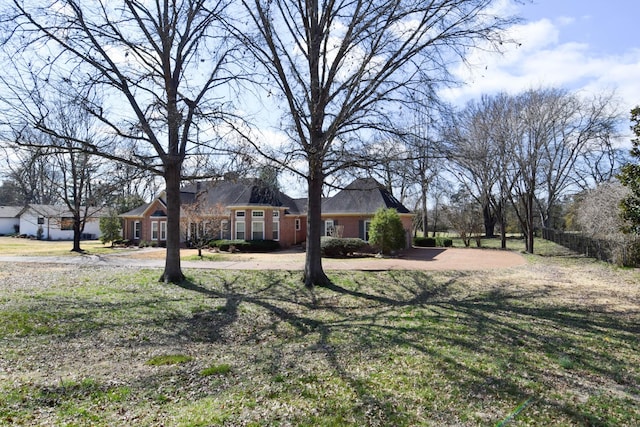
[321, 237, 367, 257]
[435, 237, 453, 247]
[369, 208, 407, 255]
[413, 236, 452, 247]
[413, 237, 436, 247]
[99, 211, 122, 246]
[246, 239, 280, 252]
[209, 239, 225, 248]
[210, 239, 280, 252]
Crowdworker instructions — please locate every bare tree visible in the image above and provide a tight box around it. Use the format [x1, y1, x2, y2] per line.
[1, 0, 238, 282]
[509, 88, 620, 253]
[1, 142, 59, 205]
[443, 189, 483, 247]
[232, 0, 515, 286]
[535, 90, 621, 229]
[574, 181, 637, 265]
[44, 100, 124, 252]
[446, 95, 502, 238]
[448, 89, 620, 253]
[181, 197, 228, 258]
[398, 95, 449, 238]
[446, 93, 519, 248]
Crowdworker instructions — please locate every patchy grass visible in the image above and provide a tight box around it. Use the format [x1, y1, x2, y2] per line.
[0, 257, 638, 426]
[146, 354, 194, 366]
[181, 252, 229, 262]
[200, 363, 232, 377]
[446, 235, 578, 257]
[0, 236, 116, 256]
[0, 237, 229, 261]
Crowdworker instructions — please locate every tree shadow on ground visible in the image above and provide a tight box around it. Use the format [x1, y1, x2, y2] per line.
[168, 270, 639, 425]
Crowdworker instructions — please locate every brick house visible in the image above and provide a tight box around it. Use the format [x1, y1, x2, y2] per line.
[321, 178, 413, 247]
[120, 179, 307, 248]
[120, 177, 412, 248]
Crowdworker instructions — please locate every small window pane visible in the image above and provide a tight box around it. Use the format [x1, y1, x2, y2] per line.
[236, 222, 245, 240]
[252, 221, 264, 240]
[61, 217, 74, 231]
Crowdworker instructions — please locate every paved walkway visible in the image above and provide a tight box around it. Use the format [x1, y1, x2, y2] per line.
[0, 247, 527, 271]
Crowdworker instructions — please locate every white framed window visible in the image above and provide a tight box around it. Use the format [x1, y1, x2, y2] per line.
[272, 220, 279, 241]
[325, 219, 334, 236]
[364, 220, 371, 241]
[252, 210, 264, 218]
[252, 221, 264, 240]
[272, 210, 280, 218]
[151, 221, 159, 240]
[235, 210, 245, 218]
[295, 218, 301, 231]
[235, 221, 245, 240]
[160, 221, 167, 240]
[221, 220, 229, 239]
[134, 221, 141, 239]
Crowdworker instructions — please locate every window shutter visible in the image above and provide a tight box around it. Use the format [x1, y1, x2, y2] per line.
[358, 220, 364, 240]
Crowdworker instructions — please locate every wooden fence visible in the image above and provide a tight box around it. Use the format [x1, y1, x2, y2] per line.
[542, 228, 639, 267]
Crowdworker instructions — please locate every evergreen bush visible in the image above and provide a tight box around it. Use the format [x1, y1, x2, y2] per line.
[320, 237, 367, 257]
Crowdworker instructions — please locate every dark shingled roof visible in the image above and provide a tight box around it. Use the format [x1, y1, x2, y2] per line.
[182, 179, 304, 214]
[121, 178, 410, 218]
[322, 178, 410, 214]
[120, 202, 152, 217]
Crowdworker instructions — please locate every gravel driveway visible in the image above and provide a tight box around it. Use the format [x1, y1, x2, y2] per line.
[0, 246, 526, 271]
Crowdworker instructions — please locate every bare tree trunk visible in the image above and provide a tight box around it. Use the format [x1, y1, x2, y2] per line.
[72, 218, 82, 253]
[483, 203, 496, 238]
[421, 189, 428, 238]
[431, 198, 440, 238]
[160, 161, 185, 283]
[498, 200, 507, 249]
[304, 164, 330, 288]
[526, 192, 535, 254]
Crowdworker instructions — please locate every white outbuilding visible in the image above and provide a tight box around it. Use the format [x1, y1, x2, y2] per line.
[18, 204, 104, 240]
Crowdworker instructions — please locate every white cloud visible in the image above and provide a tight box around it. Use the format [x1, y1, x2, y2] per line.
[440, 17, 640, 119]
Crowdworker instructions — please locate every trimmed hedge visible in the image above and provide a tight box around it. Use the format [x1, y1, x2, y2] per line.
[436, 237, 453, 247]
[321, 237, 367, 257]
[413, 237, 436, 247]
[210, 239, 280, 252]
[413, 236, 453, 248]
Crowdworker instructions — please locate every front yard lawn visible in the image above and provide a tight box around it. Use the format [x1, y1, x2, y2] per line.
[0, 255, 638, 426]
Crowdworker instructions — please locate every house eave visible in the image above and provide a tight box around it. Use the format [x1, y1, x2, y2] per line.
[321, 212, 413, 217]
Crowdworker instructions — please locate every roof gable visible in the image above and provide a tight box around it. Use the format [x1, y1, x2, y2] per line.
[322, 178, 410, 214]
[0, 206, 23, 218]
[195, 179, 303, 214]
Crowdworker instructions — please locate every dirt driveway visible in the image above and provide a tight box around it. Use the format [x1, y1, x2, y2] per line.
[192, 246, 527, 271]
[0, 246, 527, 271]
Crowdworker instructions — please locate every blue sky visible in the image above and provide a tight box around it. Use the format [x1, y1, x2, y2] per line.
[443, 0, 640, 125]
